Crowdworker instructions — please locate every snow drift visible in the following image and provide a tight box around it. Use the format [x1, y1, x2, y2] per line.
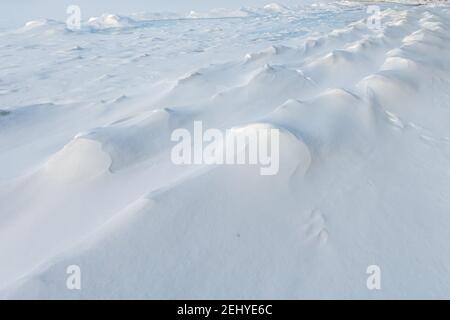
[1, 2, 450, 299]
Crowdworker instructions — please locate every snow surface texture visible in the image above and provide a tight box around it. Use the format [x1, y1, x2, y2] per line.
[1, 1, 450, 299]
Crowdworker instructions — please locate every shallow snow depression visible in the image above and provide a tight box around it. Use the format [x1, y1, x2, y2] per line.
[1, 2, 450, 299]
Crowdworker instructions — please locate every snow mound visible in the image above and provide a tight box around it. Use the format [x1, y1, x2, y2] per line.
[80, 109, 174, 172]
[1, 123, 312, 299]
[17, 19, 64, 33]
[43, 138, 111, 183]
[87, 14, 137, 30]
[267, 89, 374, 154]
[263, 3, 291, 14]
[244, 45, 299, 64]
[206, 64, 319, 123]
[22, 19, 52, 30]
[304, 49, 371, 87]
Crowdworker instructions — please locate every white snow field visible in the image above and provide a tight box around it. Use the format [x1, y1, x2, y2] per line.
[1, 1, 450, 299]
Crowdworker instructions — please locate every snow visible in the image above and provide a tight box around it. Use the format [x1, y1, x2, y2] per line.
[87, 14, 138, 30]
[1, 1, 450, 299]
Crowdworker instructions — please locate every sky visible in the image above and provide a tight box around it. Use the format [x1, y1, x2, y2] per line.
[0, 0, 319, 29]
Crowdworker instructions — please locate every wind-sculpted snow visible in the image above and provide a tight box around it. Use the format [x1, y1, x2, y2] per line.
[87, 14, 139, 30]
[1, 3, 450, 299]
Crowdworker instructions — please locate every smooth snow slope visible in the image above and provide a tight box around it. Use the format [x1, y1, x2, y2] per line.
[1, 2, 450, 299]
